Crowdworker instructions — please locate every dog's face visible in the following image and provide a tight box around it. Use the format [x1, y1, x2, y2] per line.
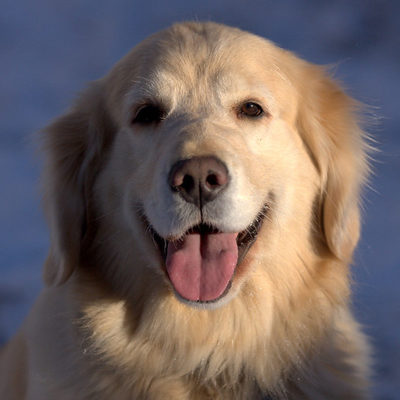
[97, 24, 320, 307]
[43, 23, 367, 310]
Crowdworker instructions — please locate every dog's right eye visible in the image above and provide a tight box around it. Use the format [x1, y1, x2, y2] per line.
[132, 104, 166, 125]
[238, 102, 264, 118]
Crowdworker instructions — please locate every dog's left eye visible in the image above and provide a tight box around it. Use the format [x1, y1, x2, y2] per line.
[239, 102, 264, 118]
[132, 104, 166, 125]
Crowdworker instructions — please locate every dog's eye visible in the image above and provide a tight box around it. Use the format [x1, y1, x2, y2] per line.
[132, 104, 166, 125]
[239, 102, 264, 118]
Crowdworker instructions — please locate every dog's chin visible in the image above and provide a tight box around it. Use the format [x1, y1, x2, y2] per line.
[140, 204, 268, 308]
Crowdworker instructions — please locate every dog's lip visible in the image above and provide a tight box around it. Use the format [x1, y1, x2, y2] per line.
[235, 203, 268, 265]
[142, 203, 268, 275]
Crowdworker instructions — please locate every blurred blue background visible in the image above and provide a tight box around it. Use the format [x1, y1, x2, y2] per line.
[0, 1, 399, 398]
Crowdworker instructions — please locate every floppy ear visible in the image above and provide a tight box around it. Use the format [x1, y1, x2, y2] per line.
[42, 82, 114, 286]
[296, 65, 370, 261]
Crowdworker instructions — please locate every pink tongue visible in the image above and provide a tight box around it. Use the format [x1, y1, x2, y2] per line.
[166, 232, 238, 302]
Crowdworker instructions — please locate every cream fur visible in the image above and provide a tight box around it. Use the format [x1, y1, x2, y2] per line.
[0, 22, 371, 399]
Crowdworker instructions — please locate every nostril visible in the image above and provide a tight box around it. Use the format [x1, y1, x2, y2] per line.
[205, 173, 220, 189]
[181, 174, 195, 193]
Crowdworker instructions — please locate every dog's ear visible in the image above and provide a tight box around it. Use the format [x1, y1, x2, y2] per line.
[42, 82, 113, 286]
[296, 65, 370, 261]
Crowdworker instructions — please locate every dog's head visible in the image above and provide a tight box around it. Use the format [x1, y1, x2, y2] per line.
[42, 22, 369, 309]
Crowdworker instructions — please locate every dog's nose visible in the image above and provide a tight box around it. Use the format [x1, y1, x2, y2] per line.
[168, 156, 229, 207]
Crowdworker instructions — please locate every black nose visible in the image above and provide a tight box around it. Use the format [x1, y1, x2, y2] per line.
[168, 156, 230, 208]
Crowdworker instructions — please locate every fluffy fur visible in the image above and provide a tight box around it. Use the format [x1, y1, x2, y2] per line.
[0, 22, 371, 399]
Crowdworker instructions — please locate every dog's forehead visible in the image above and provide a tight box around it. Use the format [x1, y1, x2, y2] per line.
[144, 39, 276, 99]
[106, 23, 295, 119]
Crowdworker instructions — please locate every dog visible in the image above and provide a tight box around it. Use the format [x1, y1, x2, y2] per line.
[0, 22, 371, 399]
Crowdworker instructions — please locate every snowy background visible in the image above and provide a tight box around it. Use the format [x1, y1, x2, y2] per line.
[0, 1, 399, 398]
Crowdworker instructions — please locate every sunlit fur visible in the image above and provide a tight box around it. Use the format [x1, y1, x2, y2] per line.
[0, 22, 371, 399]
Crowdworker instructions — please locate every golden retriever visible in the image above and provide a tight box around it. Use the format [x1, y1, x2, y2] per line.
[0, 22, 371, 399]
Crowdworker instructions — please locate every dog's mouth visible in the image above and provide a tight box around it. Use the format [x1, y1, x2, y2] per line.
[145, 205, 268, 304]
